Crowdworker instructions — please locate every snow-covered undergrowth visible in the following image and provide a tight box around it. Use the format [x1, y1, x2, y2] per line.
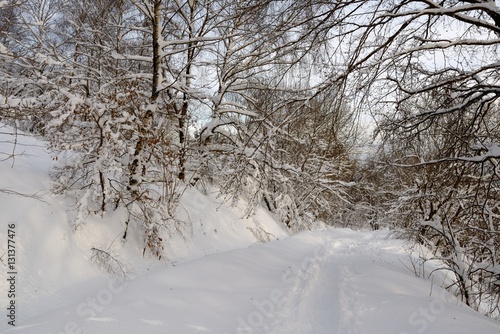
[1, 125, 499, 333]
[0, 125, 287, 321]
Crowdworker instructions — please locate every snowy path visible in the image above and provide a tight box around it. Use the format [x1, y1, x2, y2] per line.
[224, 231, 500, 334]
[2, 125, 499, 334]
[268, 239, 361, 334]
[4, 229, 500, 334]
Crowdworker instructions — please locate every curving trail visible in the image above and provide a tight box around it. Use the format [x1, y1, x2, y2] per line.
[6, 229, 500, 334]
[266, 237, 368, 334]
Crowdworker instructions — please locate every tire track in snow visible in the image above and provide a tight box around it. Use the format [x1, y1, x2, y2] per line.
[265, 238, 364, 334]
[337, 260, 362, 334]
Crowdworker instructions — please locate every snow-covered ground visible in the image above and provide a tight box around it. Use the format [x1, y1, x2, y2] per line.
[1, 125, 499, 334]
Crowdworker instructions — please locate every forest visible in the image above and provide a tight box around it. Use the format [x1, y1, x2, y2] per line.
[0, 0, 499, 320]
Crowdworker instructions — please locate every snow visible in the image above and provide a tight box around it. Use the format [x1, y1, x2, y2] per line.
[457, 142, 500, 163]
[1, 125, 499, 333]
[0, 43, 9, 55]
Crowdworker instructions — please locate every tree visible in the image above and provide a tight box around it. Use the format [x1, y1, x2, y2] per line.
[45, 0, 185, 257]
[190, 0, 359, 230]
[312, 0, 500, 316]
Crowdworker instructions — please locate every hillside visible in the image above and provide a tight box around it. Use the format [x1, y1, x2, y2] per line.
[1, 126, 499, 334]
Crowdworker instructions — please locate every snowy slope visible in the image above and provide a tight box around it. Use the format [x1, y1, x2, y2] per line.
[1, 125, 500, 334]
[4, 229, 500, 334]
[0, 124, 288, 328]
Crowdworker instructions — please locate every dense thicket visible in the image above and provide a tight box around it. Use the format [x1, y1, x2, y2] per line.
[1, 0, 498, 318]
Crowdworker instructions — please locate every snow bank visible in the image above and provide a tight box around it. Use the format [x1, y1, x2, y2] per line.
[0, 124, 287, 326]
[1, 126, 499, 333]
[4, 229, 500, 334]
